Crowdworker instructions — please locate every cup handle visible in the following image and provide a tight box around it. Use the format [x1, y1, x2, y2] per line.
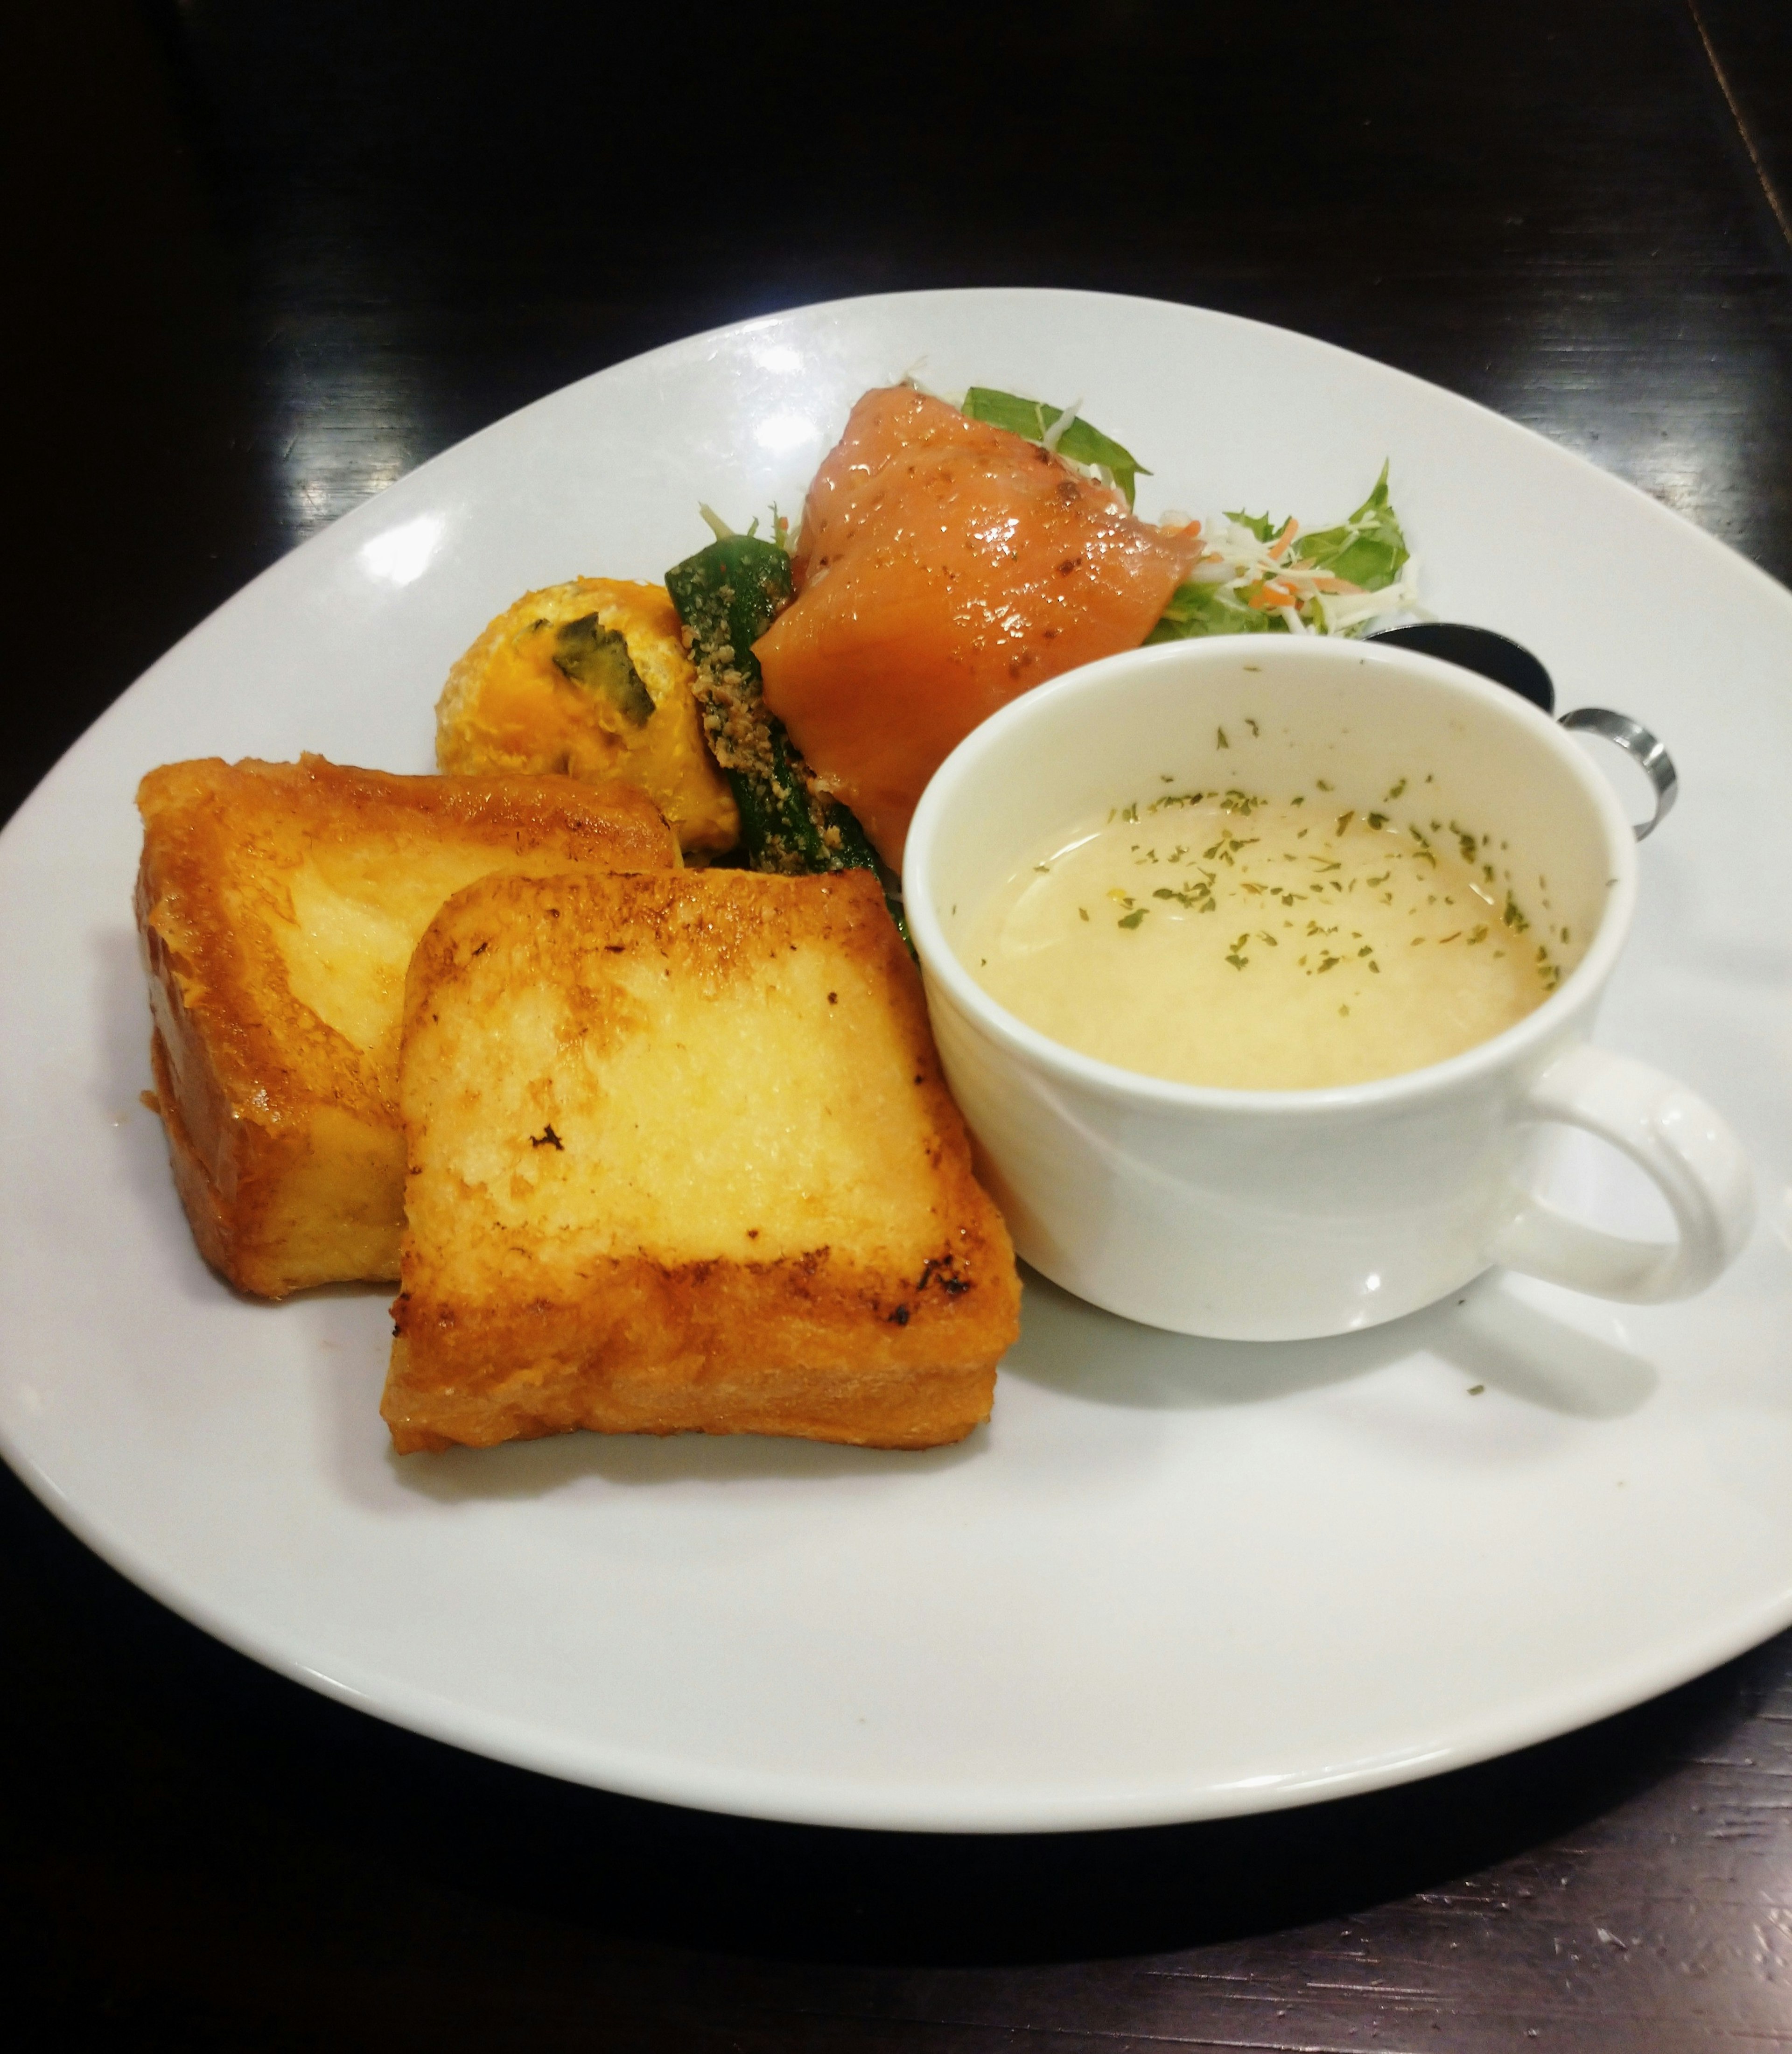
[1488, 1044, 1754, 1302]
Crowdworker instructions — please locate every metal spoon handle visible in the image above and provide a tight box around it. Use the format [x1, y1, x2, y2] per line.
[1557, 708, 1678, 841]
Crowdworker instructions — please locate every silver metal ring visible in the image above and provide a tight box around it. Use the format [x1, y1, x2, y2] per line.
[1558, 707, 1679, 841]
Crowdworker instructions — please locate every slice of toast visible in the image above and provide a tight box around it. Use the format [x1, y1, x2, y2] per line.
[136, 754, 677, 1299]
[382, 867, 1020, 1452]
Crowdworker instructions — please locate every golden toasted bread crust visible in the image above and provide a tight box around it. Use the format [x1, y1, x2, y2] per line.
[383, 867, 1020, 1451]
[146, 1024, 238, 1279]
[135, 754, 678, 1299]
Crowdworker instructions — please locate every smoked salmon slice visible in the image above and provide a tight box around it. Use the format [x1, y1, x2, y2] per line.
[754, 386, 1199, 868]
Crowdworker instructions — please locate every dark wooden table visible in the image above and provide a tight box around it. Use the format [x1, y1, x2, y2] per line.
[7, 2, 1792, 2044]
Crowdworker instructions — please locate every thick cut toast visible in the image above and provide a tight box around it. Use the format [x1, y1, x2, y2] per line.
[382, 868, 1020, 1452]
[136, 755, 677, 1298]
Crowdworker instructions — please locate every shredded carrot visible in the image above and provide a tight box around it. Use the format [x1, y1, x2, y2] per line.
[1248, 579, 1301, 611]
[1269, 519, 1300, 561]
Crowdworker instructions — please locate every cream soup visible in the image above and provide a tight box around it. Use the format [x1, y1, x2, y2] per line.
[961, 784, 1568, 1090]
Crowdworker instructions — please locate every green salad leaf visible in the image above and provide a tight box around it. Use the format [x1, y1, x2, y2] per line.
[1145, 579, 1280, 642]
[1296, 463, 1408, 591]
[1224, 509, 1283, 545]
[959, 387, 1148, 508]
[1148, 465, 1409, 642]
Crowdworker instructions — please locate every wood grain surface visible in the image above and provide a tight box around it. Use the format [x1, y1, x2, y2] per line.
[6, 1, 1792, 2045]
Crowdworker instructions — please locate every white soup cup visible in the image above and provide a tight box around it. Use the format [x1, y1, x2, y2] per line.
[904, 636, 1753, 1341]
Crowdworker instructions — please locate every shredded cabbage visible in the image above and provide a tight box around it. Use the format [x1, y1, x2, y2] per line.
[1149, 466, 1420, 643]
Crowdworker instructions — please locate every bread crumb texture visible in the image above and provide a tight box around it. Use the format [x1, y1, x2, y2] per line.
[384, 867, 1019, 1451]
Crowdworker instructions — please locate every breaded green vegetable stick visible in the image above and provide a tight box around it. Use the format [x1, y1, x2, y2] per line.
[666, 534, 885, 885]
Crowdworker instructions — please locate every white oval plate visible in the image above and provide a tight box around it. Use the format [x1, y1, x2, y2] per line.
[4, 289, 1790, 1834]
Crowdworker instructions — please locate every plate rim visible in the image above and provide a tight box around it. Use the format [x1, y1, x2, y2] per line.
[9, 1431, 1792, 1834]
